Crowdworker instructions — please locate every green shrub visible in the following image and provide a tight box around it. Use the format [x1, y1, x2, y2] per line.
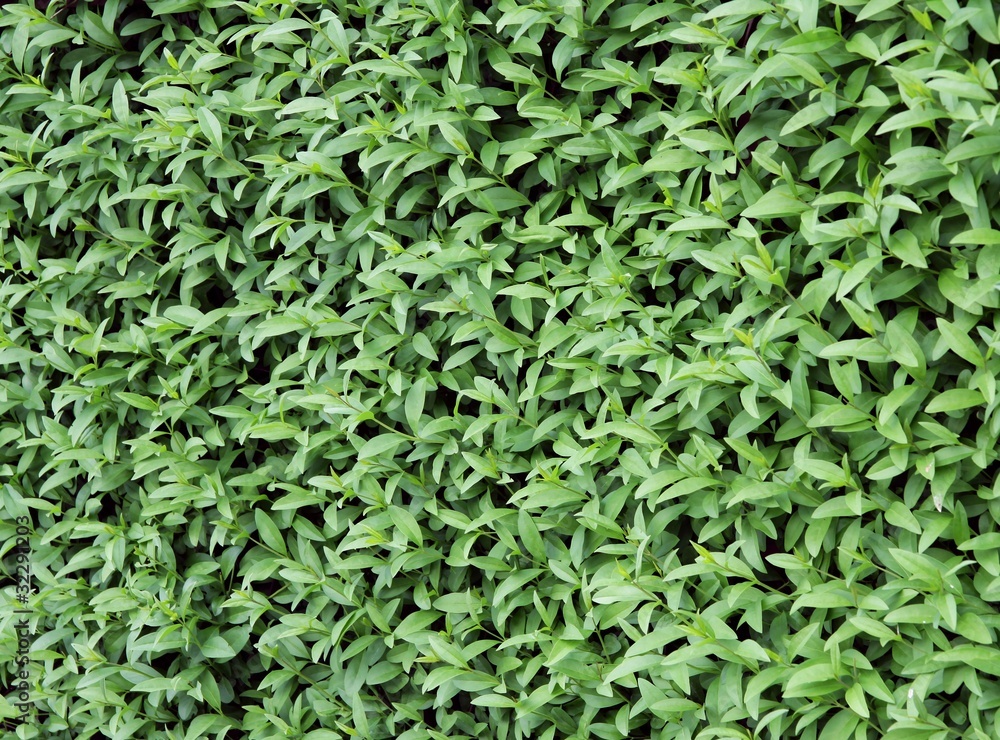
[2, 0, 1000, 737]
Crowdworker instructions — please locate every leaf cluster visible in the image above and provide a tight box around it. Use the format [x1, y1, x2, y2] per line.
[2, 0, 1000, 738]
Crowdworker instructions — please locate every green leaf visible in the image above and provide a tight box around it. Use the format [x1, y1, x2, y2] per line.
[855, 0, 901, 21]
[950, 228, 1000, 246]
[197, 107, 225, 152]
[934, 646, 1000, 676]
[357, 433, 408, 460]
[888, 230, 928, 269]
[780, 101, 828, 136]
[427, 633, 469, 668]
[780, 27, 841, 54]
[885, 502, 921, 534]
[884, 603, 938, 624]
[200, 634, 238, 660]
[388, 506, 423, 546]
[844, 682, 869, 719]
[742, 187, 810, 219]
[115, 392, 159, 412]
[492, 62, 540, 86]
[807, 404, 871, 428]
[254, 509, 287, 556]
[943, 135, 1000, 165]
[471, 694, 517, 708]
[936, 317, 985, 367]
[784, 661, 838, 697]
[925, 388, 984, 413]
[112, 79, 130, 122]
[959, 533, 1000, 552]
[955, 613, 992, 644]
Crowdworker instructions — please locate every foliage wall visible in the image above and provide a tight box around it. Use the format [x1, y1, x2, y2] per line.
[2, 0, 1000, 738]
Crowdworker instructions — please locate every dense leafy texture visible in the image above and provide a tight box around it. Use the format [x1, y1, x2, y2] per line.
[2, 0, 1000, 737]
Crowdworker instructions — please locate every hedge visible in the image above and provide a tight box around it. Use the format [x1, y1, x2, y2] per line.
[2, 0, 1000, 738]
